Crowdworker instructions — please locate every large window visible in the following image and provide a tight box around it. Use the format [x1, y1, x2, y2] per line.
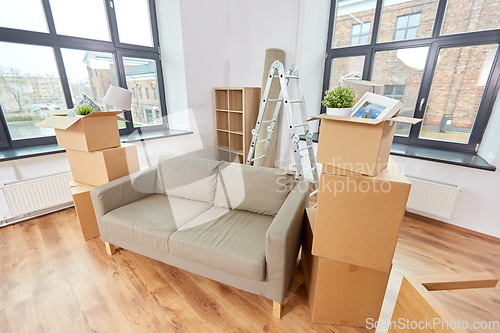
[324, 0, 500, 153]
[0, 0, 166, 150]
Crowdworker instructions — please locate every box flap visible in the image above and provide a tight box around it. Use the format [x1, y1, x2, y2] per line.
[69, 180, 95, 195]
[36, 116, 80, 129]
[83, 111, 125, 118]
[310, 114, 384, 125]
[390, 116, 422, 125]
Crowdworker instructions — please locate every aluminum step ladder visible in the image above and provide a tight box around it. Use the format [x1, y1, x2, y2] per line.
[246, 60, 320, 199]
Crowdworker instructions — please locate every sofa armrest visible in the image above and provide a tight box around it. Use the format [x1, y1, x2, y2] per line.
[90, 166, 158, 240]
[264, 181, 309, 303]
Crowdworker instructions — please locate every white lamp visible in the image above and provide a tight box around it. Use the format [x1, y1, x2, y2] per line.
[103, 85, 132, 111]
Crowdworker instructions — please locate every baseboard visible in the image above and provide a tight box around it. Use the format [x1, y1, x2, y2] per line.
[404, 211, 500, 244]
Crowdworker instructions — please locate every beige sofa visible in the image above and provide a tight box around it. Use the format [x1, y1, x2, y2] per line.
[90, 155, 308, 317]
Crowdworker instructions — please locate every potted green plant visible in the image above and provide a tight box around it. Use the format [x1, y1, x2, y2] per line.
[322, 84, 356, 116]
[75, 105, 94, 117]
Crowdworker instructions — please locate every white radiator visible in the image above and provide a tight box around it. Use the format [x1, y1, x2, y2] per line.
[406, 176, 461, 220]
[3, 172, 73, 217]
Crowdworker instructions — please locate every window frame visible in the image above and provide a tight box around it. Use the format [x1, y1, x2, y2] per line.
[0, 0, 167, 150]
[323, 0, 500, 154]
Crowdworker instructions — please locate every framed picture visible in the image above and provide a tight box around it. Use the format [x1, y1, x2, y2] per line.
[350, 92, 402, 120]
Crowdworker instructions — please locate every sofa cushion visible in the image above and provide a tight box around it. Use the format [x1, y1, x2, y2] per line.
[101, 194, 212, 253]
[169, 209, 274, 281]
[214, 162, 295, 215]
[157, 154, 222, 203]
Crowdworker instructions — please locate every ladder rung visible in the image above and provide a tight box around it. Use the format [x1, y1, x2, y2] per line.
[252, 155, 265, 162]
[268, 99, 282, 102]
[309, 189, 319, 197]
[298, 145, 312, 152]
[262, 119, 276, 124]
[256, 139, 267, 143]
[274, 75, 298, 79]
[294, 123, 307, 128]
[290, 100, 303, 103]
[303, 167, 316, 174]
[311, 204, 317, 208]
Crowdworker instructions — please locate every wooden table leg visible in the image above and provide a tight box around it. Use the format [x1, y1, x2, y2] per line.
[105, 242, 117, 255]
[273, 301, 282, 318]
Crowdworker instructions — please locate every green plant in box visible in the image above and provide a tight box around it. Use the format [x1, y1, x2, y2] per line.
[322, 84, 356, 109]
[76, 105, 94, 116]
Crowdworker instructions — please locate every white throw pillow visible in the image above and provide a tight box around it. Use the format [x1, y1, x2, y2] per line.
[214, 162, 295, 215]
[157, 154, 222, 203]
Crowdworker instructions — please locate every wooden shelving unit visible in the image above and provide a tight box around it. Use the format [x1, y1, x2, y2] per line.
[214, 87, 260, 163]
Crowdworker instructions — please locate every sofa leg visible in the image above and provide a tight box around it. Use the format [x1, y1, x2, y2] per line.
[273, 301, 282, 318]
[105, 242, 117, 255]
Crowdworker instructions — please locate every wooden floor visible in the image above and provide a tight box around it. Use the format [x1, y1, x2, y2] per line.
[1, 208, 499, 333]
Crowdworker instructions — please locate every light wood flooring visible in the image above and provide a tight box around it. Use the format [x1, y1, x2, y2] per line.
[1, 208, 499, 332]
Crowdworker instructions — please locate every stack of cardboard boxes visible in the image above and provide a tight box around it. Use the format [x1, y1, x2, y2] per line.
[38, 111, 140, 240]
[301, 114, 420, 327]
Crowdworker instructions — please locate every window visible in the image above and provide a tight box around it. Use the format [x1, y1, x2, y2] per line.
[351, 22, 371, 46]
[384, 85, 406, 100]
[394, 13, 421, 41]
[124, 57, 163, 127]
[378, 0, 437, 42]
[324, 0, 500, 154]
[0, 0, 166, 150]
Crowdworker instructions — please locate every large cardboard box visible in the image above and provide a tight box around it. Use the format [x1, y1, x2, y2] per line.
[311, 114, 421, 176]
[302, 208, 391, 326]
[312, 157, 411, 273]
[67, 143, 140, 187]
[37, 111, 125, 152]
[70, 181, 100, 241]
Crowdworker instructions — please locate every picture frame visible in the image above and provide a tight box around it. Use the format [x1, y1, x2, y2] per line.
[350, 92, 402, 120]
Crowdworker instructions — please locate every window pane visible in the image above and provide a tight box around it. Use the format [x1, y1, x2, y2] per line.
[0, 42, 66, 140]
[0, 0, 48, 32]
[378, 0, 438, 42]
[408, 13, 421, 27]
[123, 57, 162, 127]
[114, 0, 154, 47]
[332, 0, 376, 48]
[60, 49, 123, 127]
[419, 44, 497, 143]
[371, 47, 429, 137]
[61, 49, 118, 109]
[49, 0, 110, 41]
[441, 0, 500, 35]
[329, 56, 366, 89]
[406, 28, 418, 39]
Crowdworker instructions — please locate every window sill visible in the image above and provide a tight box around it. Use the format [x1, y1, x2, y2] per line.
[0, 129, 192, 163]
[299, 134, 496, 172]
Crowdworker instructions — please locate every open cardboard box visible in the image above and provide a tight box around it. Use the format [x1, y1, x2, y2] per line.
[312, 157, 411, 273]
[310, 114, 421, 176]
[302, 208, 391, 326]
[70, 181, 100, 241]
[37, 110, 125, 152]
[66, 143, 140, 187]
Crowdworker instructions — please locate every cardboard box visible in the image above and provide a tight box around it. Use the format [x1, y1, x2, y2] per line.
[66, 143, 140, 187]
[312, 157, 411, 273]
[70, 181, 100, 241]
[37, 111, 125, 152]
[302, 208, 391, 326]
[311, 114, 421, 176]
